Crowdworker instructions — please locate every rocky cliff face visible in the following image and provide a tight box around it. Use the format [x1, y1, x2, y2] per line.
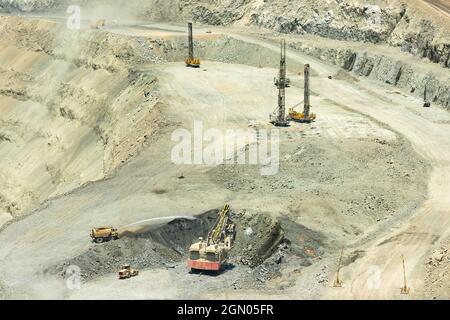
[290, 41, 450, 109]
[0, 0, 58, 11]
[180, 0, 450, 69]
[191, 0, 401, 42]
[1, 1, 449, 68]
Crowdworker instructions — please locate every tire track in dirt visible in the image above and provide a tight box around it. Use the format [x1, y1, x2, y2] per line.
[423, 0, 450, 16]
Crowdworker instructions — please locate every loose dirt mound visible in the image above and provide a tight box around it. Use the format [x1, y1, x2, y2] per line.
[52, 209, 323, 283]
[211, 135, 429, 236]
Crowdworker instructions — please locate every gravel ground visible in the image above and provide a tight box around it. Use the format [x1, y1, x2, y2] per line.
[51, 209, 324, 292]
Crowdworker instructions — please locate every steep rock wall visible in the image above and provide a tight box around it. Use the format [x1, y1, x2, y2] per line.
[290, 42, 450, 109]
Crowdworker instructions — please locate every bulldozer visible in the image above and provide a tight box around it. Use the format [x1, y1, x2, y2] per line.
[188, 204, 236, 273]
[90, 227, 119, 243]
[118, 264, 139, 280]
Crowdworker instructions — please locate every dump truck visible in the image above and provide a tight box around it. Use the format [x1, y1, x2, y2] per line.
[90, 227, 119, 243]
[188, 204, 236, 273]
[118, 265, 139, 280]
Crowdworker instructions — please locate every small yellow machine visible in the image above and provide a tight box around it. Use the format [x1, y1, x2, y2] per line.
[90, 227, 119, 243]
[288, 106, 317, 123]
[287, 64, 317, 123]
[186, 57, 201, 67]
[118, 265, 139, 280]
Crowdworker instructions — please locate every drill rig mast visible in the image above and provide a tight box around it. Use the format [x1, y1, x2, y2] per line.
[287, 64, 317, 123]
[400, 255, 410, 294]
[186, 22, 200, 68]
[270, 39, 290, 127]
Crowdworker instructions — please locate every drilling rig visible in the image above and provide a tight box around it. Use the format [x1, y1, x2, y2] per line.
[287, 64, 317, 123]
[400, 255, 410, 294]
[333, 247, 344, 287]
[270, 39, 290, 127]
[185, 22, 200, 68]
[188, 204, 236, 273]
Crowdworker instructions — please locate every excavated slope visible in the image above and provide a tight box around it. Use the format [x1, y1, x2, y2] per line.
[1, 0, 449, 68]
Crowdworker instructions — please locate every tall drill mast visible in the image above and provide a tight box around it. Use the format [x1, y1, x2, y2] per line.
[188, 22, 194, 61]
[303, 64, 311, 120]
[400, 255, 410, 294]
[186, 22, 200, 68]
[270, 39, 290, 127]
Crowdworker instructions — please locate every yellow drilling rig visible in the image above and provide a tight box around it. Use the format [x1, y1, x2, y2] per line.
[287, 64, 317, 123]
[270, 42, 316, 126]
[270, 39, 290, 126]
[185, 22, 201, 68]
[188, 204, 236, 273]
[400, 255, 410, 294]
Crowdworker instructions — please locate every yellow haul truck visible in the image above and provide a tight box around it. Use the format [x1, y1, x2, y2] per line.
[90, 227, 119, 243]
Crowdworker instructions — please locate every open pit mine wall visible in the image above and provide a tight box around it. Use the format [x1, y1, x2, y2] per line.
[289, 43, 450, 110]
[1, 0, 449, 70]
[188, 0, 450, 70]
